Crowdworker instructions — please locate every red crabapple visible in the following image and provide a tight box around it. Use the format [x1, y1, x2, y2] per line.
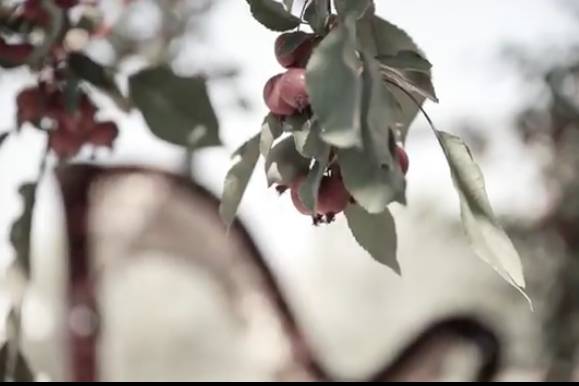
[263, 74, 296, 116]
[316, 174, 350, 216]
[87, 121, 118, 147]
[16, 87, 44, 126]
[0, 38, 33, 64]
[396, 145, 409, 175]
[275, 32, 315, 68]
[48, 129, 84, 159]
[279, 68, 309, 111]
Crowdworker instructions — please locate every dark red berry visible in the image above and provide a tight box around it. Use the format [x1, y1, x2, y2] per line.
[87, 121, 118, 147]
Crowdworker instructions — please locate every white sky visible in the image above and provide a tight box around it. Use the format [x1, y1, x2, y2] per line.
[1, 0, 578, 275]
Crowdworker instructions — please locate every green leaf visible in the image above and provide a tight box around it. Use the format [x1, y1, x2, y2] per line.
[298, 147, 330, 211]
[356, 15, 433, 142]
[333, 54, 406, 214]
[335, 0, 374, 19]
[306, 17, 363, 148]
[246, 0, 301, 31]
[9, 183, 37, 279]
[282, 0, 294, 11]
[293, 118, 328, 160]
[129, 67, 220, 149]
[345, 204, 399, 274]
[0, 343, 34, 382]
[304, 0, 330, 34]
[337, 145, 405, 214]
[264, 136, 310, 186]
[436, 131, 531, 307]
[259, 113, 283, 157]
[376, 50, 432, 73]
[356, 15, 421, 58]
[219, 134, 261, 227]
[379, 64, 438, 103]
[361, 53, 399, 166]
[282, 113, 309, 132]
[68, 53, 130, 111]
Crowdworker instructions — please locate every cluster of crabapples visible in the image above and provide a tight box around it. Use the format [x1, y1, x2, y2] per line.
[2, 0, 118, 159]
[17, 83, 118, 159]
[263, 31, 410, 224]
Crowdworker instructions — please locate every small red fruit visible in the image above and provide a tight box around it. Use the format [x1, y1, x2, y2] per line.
[87, 121, 118, 147]
[316, 174, 350, 216]
[263, 74, 296, 116]
[290, 175, 313, 216]
[49, 130, 84, 159]
[279, 68, 309, 111]
[275, 32, 315, 68]
[16, 87, 44, 126]
[0, 38, 33, 65]
[45, 91, 97, 134]
[396, 145, 409, 175]
[79, 94, 98, 120]
[55, 0, 79, 8]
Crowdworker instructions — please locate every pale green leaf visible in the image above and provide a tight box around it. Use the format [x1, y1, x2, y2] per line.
[376, 50, 432, 73]
[361, 53, 399, 166]
[298, 146, 331, 211]
[304, 0, 330, 34]
[260, 113, 283, 157]
[282, 0, 294, 11]
[356, 15, 421, 58]
[437, 131, 531, 307]
[356, 15, 431, 142]
[129, 67, 220, 149]
[337, 146, 405, 214]
[246, 0, 301, 31]
[264, 136, 310, 186]
[345, 204, 399, 274]
[335, 0, 374, 19]
[306, 17, 363, 148]
[282, 113, 309, 132]
[219, 134, 261, 227]
[293, 118, 328, 160]
[379, 64, 438, 103]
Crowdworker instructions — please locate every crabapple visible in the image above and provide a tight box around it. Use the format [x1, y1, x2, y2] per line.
[275, 32, 315, 68]
[87, 121, 118, 147]
[263, 74, 296, 116]
[16, 87, 44, 125]
[316, 173, 350, 216]
[279, 68, 308, 111]
[48, 129, 83, 159]
[0, 38, 33, 64]
[395, 145, 409, 175]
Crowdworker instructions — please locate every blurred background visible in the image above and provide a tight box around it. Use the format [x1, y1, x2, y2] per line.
[1, 0, 579, 381]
